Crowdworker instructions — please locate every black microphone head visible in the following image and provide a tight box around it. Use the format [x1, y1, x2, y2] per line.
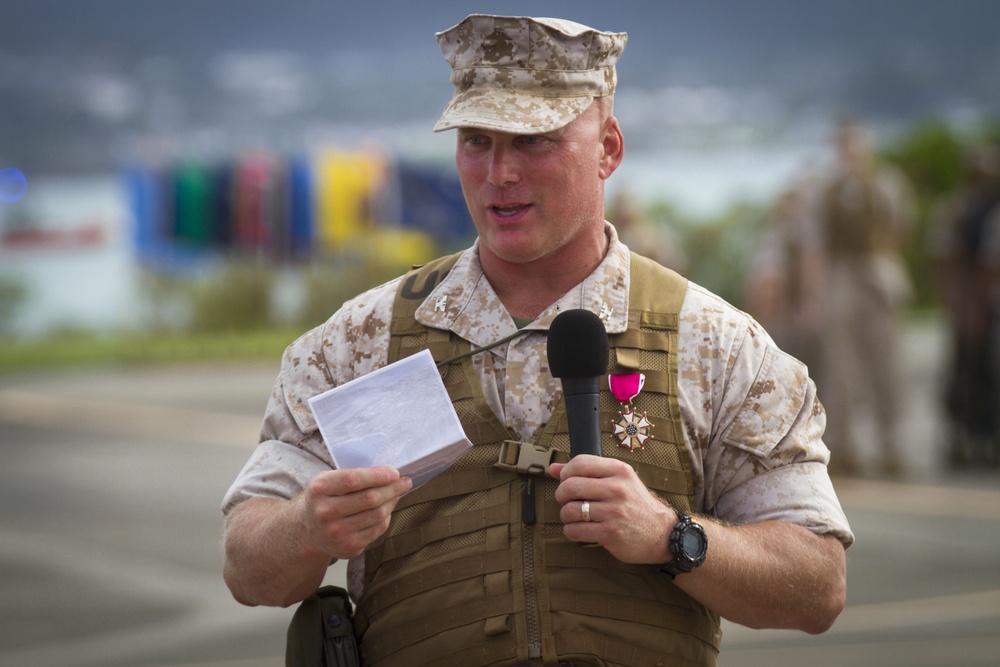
[547, 309, 610, 379]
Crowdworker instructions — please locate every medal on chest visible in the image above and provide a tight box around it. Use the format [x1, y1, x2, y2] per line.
[609, 373, 653, 451]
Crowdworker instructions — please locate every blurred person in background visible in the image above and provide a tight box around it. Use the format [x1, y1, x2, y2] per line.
[607, 187, 688, 273]
[930, 142, 1000, 469]
[221, 14, 851, 666]
[746, 181, 825, 379]
[817, 119, 916, 478]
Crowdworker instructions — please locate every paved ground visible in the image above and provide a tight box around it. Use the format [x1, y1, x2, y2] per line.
[1, 317, 998, 666]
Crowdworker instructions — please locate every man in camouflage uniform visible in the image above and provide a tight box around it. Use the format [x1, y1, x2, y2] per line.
[746, 181, 825, 378]
[817, 120, 915, 478]
[222, 15, 852, 666]
[931, 143, 1000, 468]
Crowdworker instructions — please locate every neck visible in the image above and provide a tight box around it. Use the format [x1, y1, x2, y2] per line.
[481, 228, 610, 320]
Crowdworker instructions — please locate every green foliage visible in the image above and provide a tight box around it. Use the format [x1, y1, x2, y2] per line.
[979, 116, 1000, 148]
[648, 199, 767, 308]
[0, 328, 298, 374]
[0, 275, 28, 337]
[881, 117, 1000, 310]
[297, 256, 408, 330]
[136, 261, 277, 334]
[135, 271, 194, 334]
[882, 119, 965, 197]
[133, 251, 414, 339]
[188, 261, 275, 333]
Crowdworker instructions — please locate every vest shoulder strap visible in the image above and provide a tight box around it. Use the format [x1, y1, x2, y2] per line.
[628, 251, 688, 321]
[608, 252, 688, 372]
[393, 252, 463, 315]
[389, 251, 465, 363]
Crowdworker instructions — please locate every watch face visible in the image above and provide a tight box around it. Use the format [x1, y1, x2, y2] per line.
[681, 530, 704, 556]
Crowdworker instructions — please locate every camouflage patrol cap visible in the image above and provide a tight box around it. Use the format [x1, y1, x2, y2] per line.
[433, 14, 627, 134]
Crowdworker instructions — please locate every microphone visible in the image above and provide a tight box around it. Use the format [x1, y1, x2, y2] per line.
[547, 309, 609, 458]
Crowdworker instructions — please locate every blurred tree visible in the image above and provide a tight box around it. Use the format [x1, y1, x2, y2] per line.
[189, 261, 275, 333]
[0, 276, 28, 338]
[648, 199, 766, 308]
[298, 257, 403, 331]
[882, 118, 990, 310]
[982, 117, 1000, 147]
[883, 119, 966, 196]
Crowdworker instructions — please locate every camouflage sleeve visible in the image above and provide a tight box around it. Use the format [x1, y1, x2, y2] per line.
[678, 282, 854, 547]
[220, 278, 401, 516]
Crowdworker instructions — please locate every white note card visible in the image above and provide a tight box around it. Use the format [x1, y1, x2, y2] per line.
[307, 349, 473, 489]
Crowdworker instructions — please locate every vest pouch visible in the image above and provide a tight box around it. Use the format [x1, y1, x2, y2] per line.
[372, 252, 719, 666]
[286, 585, 360, 667]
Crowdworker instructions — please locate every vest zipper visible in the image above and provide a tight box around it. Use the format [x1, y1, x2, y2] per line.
[521, 476, 542, 659]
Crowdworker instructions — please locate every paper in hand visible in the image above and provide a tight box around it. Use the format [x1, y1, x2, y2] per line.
[307, 349, 473, 489]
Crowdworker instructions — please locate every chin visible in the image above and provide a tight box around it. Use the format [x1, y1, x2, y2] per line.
[490, 249, 543, 266]
[481, 235, 545, 265]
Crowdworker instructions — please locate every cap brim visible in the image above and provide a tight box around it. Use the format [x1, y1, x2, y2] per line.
[433, 88, 594, 134]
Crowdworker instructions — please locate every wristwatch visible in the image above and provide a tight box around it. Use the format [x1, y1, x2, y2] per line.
[656, 513, 708, 579]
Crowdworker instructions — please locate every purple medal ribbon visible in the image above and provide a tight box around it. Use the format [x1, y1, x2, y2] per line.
[609, 373, 645, 404]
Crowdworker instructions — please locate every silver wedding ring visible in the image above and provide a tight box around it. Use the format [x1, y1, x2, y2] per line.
[581, 500, 592, 522]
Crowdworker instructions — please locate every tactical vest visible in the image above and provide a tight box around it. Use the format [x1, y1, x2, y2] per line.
[822, 173, 896, 257]
[352, 252, 721, 667]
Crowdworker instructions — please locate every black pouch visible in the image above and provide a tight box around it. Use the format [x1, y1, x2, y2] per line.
[286, 585, 360, 667]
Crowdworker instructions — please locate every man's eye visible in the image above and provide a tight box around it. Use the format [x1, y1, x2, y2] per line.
[463, 134, 488, 146]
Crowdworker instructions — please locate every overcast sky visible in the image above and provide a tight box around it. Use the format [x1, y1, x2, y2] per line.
[2, 0, 998, 174]
[4, 0, 998, 81]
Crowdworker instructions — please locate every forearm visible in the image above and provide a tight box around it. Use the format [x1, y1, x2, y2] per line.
[223, 496, 333, 608]
[551, 458, 847, 633]
[678, 518, 846, 634]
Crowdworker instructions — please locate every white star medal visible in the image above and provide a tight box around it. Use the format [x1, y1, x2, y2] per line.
[609, 373, 653, 451]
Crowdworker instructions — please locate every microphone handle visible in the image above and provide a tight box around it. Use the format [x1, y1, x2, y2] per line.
[562, 379, 603, 458]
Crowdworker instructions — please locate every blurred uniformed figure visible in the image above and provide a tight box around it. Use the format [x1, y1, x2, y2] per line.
[607, 187, 688, 274]
[817, 120, 915, 477]
[746, 181, 825, 379]
[930, 142, 1000, 469]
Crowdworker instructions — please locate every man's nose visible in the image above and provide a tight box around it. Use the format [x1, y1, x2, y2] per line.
[487, 145, 520, 187]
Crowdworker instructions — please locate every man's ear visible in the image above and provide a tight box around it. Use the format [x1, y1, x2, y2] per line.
[599, 116, 625, 180]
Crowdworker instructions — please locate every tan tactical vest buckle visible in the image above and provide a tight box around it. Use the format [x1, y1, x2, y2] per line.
[496, 440, 558, 475]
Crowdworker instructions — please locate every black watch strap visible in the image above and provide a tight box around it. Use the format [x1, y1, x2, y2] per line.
[656, 513, 708, 579]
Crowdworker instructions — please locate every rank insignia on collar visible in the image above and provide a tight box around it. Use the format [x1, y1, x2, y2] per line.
[599, 302, 614, 322]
